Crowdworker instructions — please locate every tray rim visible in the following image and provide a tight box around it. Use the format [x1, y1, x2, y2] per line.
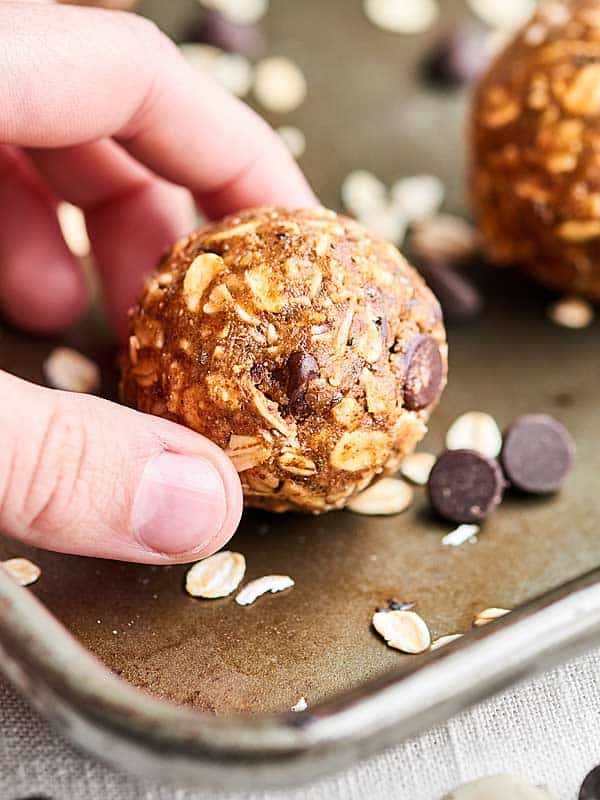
[0, 565, 599, 790]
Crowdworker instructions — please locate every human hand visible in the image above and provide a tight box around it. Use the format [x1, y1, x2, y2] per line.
[0, 1, 315, 563]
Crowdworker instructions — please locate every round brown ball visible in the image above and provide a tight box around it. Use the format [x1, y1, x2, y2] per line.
[471, 0, 600, 299]
[120, 207, 447, 513]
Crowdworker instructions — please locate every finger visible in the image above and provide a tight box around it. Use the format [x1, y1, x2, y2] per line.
[30, 140, 196, 335]
[0, 371, 243, 563]
[3, 3, 316, 215]
[0, 147, 88, 332]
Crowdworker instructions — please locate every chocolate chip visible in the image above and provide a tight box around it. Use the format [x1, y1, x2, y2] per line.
[403, 334, 443, 411]
[580, 765, 600, 799]
[286, 351, 319, 416]
[427, 449, 505, 523]
[187, 8, 263, 57]
[501, 414, 574, 494]
[417, 259, 483, 322]
[423, 24, 489, 88]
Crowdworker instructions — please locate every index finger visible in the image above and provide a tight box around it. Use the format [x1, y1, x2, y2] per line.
[0, 2, 316, 216]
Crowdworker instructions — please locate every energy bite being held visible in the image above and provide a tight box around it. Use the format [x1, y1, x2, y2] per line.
[121, 207, 447, 513]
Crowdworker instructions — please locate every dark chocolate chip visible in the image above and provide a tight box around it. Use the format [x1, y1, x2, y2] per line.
[580, 765, 600, 799]
[423, 24, 489, 88]
[286, 351, 319, 416]
[501, 414, 574, 494]
[403, 334, 443, 411]
[187, 8, 263, 57]
[427, 449, 505, 523]
[417, 259, 483, 323]
[387, 599, 415, 611]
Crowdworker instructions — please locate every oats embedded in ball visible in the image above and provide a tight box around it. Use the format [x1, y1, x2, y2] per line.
[120, 207, 447, 513]
[471, 0, 600, 299]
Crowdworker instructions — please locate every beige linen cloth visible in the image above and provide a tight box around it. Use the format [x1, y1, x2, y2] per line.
[1, 651, 599, 800]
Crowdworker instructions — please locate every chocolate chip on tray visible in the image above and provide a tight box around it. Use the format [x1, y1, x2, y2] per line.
[423, 24, 489, 88]
[579, 764, 600, 799]
[427, 449, 505, 523]
[190, 7, 263, 57]
[416, 259, 483, 323]
[403, 334, 444, 410]
[501, 414, 575, 494]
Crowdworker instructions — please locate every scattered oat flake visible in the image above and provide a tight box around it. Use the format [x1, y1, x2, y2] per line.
[291, 696, 308, 712]
[372, 609, 431, 654]
[361, 206, 407, 246]
[547, 296, 594, 329]
[209, 52, 253, 97]
[473, 607, 511, 627]
[277, 125, 306, 159]
[2, 558, 41, 587]
[364, 0, 439, 34]
[467, 0, 536, 30]
[431, 633, 463, 650]
[341, 170, 387, 217]
[400, 451, 436, 485]
[347, 477, 413, 516]
[410, 214, 479, 264]
[57, 202, 90, 257]
[446, 411, 503, 459]
[443, 773, 555, 799]
[391, 175, 445, 223]
[43, 347, 100, 394]
[235, 574, 294, 606]
[442, 524, 480, 547]
[185, 551, 246, 599]
[202, 0, 269, 25]
[253, 57, 307, 113]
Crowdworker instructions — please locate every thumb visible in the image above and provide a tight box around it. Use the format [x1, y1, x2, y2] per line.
[0, 371, 243, 563]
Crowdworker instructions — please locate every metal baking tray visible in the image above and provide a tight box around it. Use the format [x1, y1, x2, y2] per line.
[2, 0, 600, 791]
[2, 264, 600, 791]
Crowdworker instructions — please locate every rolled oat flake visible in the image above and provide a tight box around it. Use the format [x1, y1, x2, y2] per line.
[2, 557, 41, 587]
[185, 550, 246, 598]
[235, 574, 294, 605]
[444, 773, 556, 798]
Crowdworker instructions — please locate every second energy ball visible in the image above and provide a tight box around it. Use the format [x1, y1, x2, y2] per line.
[471, 0, 600, 299]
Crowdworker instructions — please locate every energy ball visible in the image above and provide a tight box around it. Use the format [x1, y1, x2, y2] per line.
[471, 0, 600, 299]
[120, 207, 447, 513]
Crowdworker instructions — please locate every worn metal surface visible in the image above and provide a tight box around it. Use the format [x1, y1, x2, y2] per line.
[1, 0, 599, 789]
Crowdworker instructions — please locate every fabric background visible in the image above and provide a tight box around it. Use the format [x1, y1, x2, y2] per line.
[1, 649, 600, 800]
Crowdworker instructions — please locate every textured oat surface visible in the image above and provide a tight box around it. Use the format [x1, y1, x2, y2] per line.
[472, 0, 600, 298]
[121, 206, 447, 512]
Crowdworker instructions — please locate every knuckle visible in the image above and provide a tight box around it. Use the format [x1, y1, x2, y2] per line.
[20, 395, 89, 537]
